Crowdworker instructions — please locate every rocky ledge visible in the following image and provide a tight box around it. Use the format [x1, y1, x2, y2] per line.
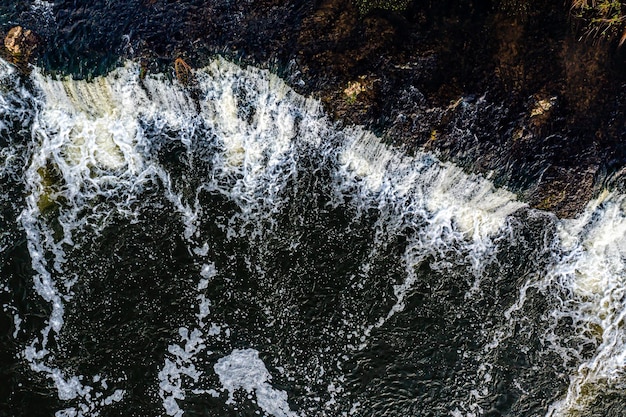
[3, 0, 626, 217]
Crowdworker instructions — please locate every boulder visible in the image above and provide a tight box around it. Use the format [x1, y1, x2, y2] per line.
[4, 26, 38, 61]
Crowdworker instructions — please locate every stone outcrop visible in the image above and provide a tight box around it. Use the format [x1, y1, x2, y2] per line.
[3, 26, 38, 65]
[4, 26, 37, 56]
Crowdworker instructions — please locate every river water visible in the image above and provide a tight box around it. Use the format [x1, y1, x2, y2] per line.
[0, 25, 625, 417]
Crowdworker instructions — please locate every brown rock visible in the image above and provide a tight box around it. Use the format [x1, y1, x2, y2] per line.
[527, 165, 598, 218]
[4, 26, 38, 61]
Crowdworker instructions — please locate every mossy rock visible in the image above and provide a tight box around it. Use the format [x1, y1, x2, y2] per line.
[36, 163, 63, 213]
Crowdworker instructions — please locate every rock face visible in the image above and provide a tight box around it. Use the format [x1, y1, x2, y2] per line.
[3, 26, 37, 62]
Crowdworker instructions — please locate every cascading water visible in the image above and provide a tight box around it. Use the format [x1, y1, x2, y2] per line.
[0, 55, 624, 417]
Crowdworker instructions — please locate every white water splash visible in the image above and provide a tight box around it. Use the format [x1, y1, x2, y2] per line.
[215, 349, 299, 417]
[31, 0, 55, 20]
[159, 328, 209, 417]
[158, 263, 225, 416]
[544, 191, 626, 416]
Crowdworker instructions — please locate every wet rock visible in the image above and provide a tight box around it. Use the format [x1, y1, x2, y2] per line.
[529, 96, 556, 118]
[174, 57, 193, 85]
[526, 164, 598, 218]
[494, 15, 525, 93]
[3, 26, 38, 62]
[561, 38, 609, 123]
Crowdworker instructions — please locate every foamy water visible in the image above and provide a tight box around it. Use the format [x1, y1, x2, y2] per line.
[0, 56, 624, 416]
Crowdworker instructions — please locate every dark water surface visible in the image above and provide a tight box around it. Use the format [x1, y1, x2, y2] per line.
[1, 0, 310, 78]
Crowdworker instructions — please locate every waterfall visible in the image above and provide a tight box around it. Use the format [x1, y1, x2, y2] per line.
[0, 56, 624, 416]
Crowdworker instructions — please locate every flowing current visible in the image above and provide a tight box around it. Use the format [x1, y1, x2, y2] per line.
[0, 56, 624, 417]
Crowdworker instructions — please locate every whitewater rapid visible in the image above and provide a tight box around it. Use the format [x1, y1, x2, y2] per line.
[0, 56, 624, 416]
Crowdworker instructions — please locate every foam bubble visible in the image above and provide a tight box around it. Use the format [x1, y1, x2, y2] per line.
[214, 349, 299, 417]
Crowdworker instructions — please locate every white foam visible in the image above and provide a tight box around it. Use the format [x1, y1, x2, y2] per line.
[543, 192, 626, 416]
[2, 303, 23, 338]
[158, 263, 221, 416]
[158, 328, 207, 417]
[214, 349, 299, 417]
[31, 0, 55, 22]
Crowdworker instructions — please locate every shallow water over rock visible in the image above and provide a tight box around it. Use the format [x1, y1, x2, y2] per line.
[2, 0, 626, 216]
